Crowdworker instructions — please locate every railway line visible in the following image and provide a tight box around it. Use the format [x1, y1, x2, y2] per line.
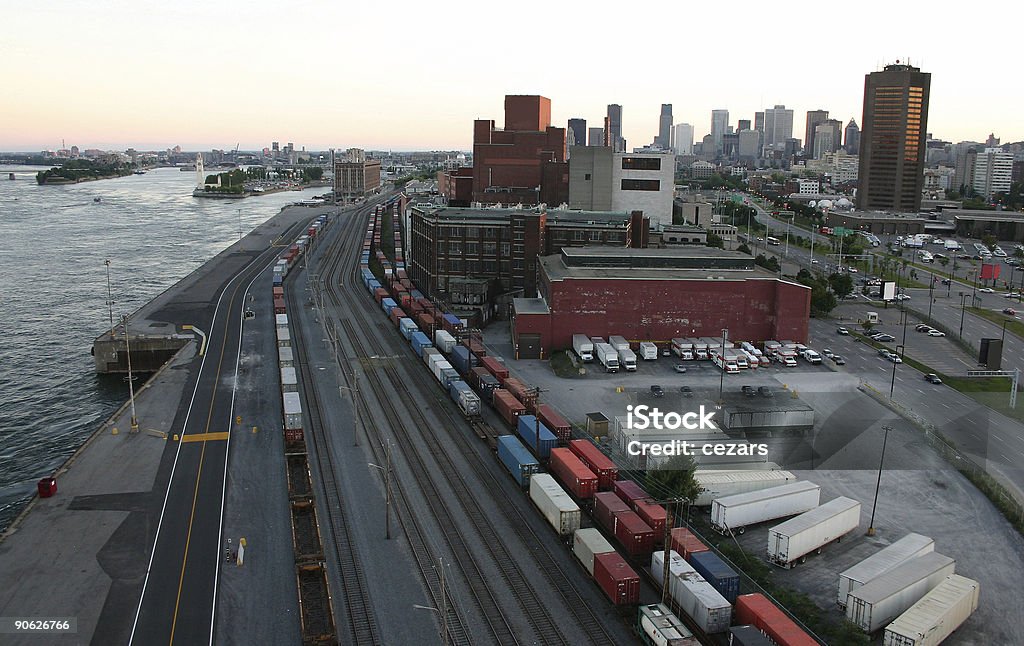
[303, 196, 622, 645]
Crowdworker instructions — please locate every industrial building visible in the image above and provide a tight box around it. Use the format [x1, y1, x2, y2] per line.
[510, 247, 811, 359]
[568, 147, 675, 226]
[334, 149, 381, 202]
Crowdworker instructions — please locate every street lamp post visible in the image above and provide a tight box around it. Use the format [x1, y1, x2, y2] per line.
[367, 441, 393, 540]
[104, 259, 115, 339]
[122, 314, 139, 433]
[413, 558, 449, 645]
[959, 292, 968, 338]
[889, 344, 904, 399]
[866, 425, 892, 537]
[718, 328, 728, 404]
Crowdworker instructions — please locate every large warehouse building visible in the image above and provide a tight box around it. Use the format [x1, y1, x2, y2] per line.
[510, 247, 811, 358]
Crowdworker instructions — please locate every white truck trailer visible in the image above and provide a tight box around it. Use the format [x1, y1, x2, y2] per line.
[572, 334, 594, 362]
[595, 342, 620, 373]
[846, 552, 956, 633]
[694, 470, 797, 506]
[837, 533, 935, 608]
[767, 497, 861, 568]
[710, 481, 820, 535]
[639, 341, 659, 360]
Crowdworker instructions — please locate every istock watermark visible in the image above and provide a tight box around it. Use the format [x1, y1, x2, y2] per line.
[624, 404, 768, 458]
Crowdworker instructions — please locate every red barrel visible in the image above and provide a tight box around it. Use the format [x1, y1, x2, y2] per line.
[37, 477, 57, 498]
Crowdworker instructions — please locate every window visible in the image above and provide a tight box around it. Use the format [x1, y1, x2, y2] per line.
[573, 230, 585, 241]
[621, 157, 661, 171]
[449, 241, 461, 254]
[513, 244, 524, 254]
[465, 242, 478, 255]
[584, 173, 591, 180]
[483, 242, 496, 255]
[512, 260, 524, 270]
[513, 231, 525, 241]
[483, 260, 497, 273]
[590, 231, 602, 241]
[465, 226, 479, 238]
[500, 243, 511, 255]
[449, 259, 463, 272]
[621, 179, 661, 191]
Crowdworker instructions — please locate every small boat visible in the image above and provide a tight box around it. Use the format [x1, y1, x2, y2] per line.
[94, 197, 102, 203]
[8, 173, 15, 180]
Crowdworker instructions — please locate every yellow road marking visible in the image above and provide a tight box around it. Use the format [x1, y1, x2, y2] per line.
[180, 432, 230, 443]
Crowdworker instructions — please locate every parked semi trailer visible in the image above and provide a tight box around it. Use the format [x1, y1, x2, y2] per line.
[694, 470, 797, 506]
[837, 533, 935, 608]
[882, 574, 979, 646]
[767, 497, 861, 568]
[845, 552, 956, 633]
[710, 481, 820, 535]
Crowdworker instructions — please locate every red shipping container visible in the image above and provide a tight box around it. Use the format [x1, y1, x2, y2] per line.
[492, 389, 526, 428]
[504, 378, 537, 412]
[284, 428, 304, 444]
[37, 477, 57, 498]
[417, 313, 434, 332]
[465, 339, 486, 357]
[480, 356, 509, 384]
[373, 287, 388, 304]
[398, 293, 412, 307]
[432, 309, 445, 324]
[536, 404, 571, 443]
[593, 552, 640, 606]
[735, 594, 818, 646]
[594, 491, 630, 534]
[614, 479, 649, 507]
[400, 278, 413, 290]
[670, 527, 709, 561]
[634, 500, 667, 539]
[468, 367, 490, 390]
[273, 297, 287, 314]
[569, 440, 618, 490]
[272, 286, 284, 298]
[613, 509, 655, 556]
[389, 308, 404, 326]
[549, 448, 598, 500]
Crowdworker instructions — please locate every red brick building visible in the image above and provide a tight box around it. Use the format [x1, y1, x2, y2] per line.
[437, 167, 473, 206]
[510, 248, 811, 359]
[473, 95, 568, 206]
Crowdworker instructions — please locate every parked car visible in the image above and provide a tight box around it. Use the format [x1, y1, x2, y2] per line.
[758, 386, 774, 398]
[822, 348, 834, 359]
[680, 385, 693, 397]
[979, 287, 995, 293]
[927, 329, 946, 337]
[651, 385, 664, 397]
[674, 364, 688, 373]
[1003, 308, 1017, 316]
[831, 354, 846, 365]
[888, 354, 903, 364]
[915, 324, 932, 332]
[896, 293, 911, 301]
[875, 334, 896, 342]
[878, 348, 892, 358]
[837, 326, 850, 335]
[941, 278, 952, 285]
[924, 373, 943, 384]
[741, 385, 756, 397]
[1005, 292, 1021, 298]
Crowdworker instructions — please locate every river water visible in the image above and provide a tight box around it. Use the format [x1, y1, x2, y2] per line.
[0, 166, 325, 531]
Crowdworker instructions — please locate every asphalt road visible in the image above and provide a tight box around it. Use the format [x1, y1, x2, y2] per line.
[129, 217, 311, 645]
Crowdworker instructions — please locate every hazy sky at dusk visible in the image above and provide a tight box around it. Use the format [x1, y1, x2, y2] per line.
[2, 1, 1020, 152]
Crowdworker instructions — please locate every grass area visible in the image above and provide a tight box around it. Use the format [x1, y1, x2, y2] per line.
[690, 517, 869, 645]
[968, 306, 1024, 338]
[550, 350, 584, 378]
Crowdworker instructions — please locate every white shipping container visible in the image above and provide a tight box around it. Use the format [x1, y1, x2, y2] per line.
[572, 529, 615, 576]
[280, 366, 297, 387]
[639, 341, 658, 360]
[846, 552, 956, 633]
[710, 481, 820, 534]
[694, 470, 798, 506]
[638, 603, 697, 646]
[529, 474, 581, 536]
[276, 326, 291, 344]
[434, 329, 456, 353]
[767, 497, 861, 568]
[655, 552, 732, 634]
[882, 574, 979, 646]
[275, 313, 288, 326]
[283, 391, 302, 429]
[422, 347, 442, 368]
[278, 346, 294, 364]
[609, 335, 630, 351]
[432, 360, 453, 383]
[651, 550, 691, 603]
[837, 533, 935, 607]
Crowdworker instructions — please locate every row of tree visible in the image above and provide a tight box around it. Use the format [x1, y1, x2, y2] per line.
[36, 158, 133, 184]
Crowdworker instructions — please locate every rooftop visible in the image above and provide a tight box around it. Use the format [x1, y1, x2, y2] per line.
[541, 247, 800, 283]
[512, 297, 550, 315]
[953, 211, 1024, 222]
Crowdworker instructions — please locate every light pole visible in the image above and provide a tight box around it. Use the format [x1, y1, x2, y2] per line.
[122, 314, 139, 433]
[718, 328, 728, 404]
[367, 440, 393, 540]
[866, 425, 891, 537]
[104, 259, 115, 339]
[889, 344, 904, 399]
[1002, 319, 1009, 343]
[413, 557, 449, 645]
[959, 292, 968, 338]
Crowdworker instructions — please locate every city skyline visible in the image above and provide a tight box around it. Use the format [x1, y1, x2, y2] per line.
[2, 1, 1021, 151]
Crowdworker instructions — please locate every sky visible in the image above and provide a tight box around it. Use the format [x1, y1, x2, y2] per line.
[2, 0, 1020, 152]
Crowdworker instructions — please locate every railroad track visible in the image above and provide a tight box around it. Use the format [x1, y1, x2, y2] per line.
[287, 218, 383, 646]
[310, 198, 619, 645]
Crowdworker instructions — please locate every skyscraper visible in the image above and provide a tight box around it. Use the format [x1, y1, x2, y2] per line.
[711, 109, 729, 155]
[567, 118, 587, 148]
[844, 119, 860, 155]
[813, 119, 843, 159]
[673, 123, 694, 155]
[737, 119, 751, 132]
[607, 104, 624, 152]
[857, 63, 931, 212]
[588, 127, 606, 146]
[762, 105, 794, 151]
[972, 148, 1013, 199]
[656, 104, 673, 149]
[805, 109, 829, 157]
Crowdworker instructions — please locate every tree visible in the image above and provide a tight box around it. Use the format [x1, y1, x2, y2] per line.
[707, 233, 725, 249]
[737, 243, 751, 255]
[982, 234, 998, 252]
[644, 454, 701, 504]
[938, 256, 950, 271]
[829, 272, 855, 299]
[861, 320, 876, 333]
[810, 284, 838, 316]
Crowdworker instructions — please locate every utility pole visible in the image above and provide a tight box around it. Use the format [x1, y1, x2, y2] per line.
[104, 259, 115, 339]
[367, 440, 393, 540]
[867, 425, 891, 536]
[661, 500, 676, 605]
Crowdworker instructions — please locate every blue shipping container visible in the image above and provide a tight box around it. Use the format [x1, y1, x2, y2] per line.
[273, 275, 283, 287]
[728, 626, 774, 646]
[477, 374, 500, 404]
[439, 367, 460, 390]
[381, 297, 397, 315]
[688, 551, 740, 604]
[516, 415, 558, 460]
[450, 346, 472, 375]
[496, 435, 539, 488]
[400, 318, 418, 340]
[443, 313, 462, 329]
[410, 331, 432, 357]
[410, 290, 424, 300]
